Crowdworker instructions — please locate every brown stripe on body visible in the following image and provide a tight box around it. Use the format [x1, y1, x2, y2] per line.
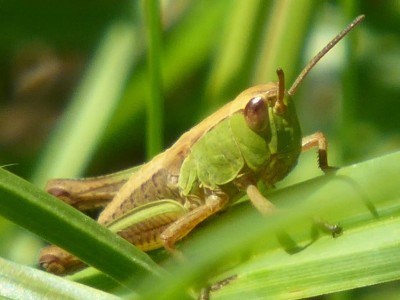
[98, 166, 181, 226]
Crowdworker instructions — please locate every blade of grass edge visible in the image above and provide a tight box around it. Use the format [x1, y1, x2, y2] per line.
[0, 168, 165, 291]
[0, 256, 119, 300]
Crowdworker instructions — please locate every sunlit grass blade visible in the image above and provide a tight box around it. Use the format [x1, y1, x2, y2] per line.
[32, 22, 137, 186]
[103, 1, 230, 141]
[0, 256, 119, 300]
[212, 216, 400, 299]
[253, 0, 318, 84]
[0, 167, 164, 290]
[136, 151, 400, 299]
[203, 0, 266, 107]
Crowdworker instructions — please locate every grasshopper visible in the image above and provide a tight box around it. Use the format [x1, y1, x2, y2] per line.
[39, 15, 365, 275]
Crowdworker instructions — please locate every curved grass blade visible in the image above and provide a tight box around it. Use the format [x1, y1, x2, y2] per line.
[136, 151, 400, 299]
[0, 256, 119, 300]
[0, 167, 165, 291]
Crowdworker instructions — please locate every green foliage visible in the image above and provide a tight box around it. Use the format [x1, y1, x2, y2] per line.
[0, 0, 399, 299]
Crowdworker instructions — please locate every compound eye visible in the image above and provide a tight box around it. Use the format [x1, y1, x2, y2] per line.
[244, 96, 269, 132]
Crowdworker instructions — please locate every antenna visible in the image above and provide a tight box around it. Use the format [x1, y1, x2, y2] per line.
[275, 68, 286, 113]
[287, 15, 365, 96]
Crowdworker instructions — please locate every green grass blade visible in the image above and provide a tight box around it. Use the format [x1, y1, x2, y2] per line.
[203, 0, 268, 107]
[143, 0, 164, 159]
[340, 1, 363, 162]
[32, 22, 137, 186]
[213, 216, 400, 299]
[137, 151, 400, 299]
[103, 1, 230, 141]
[253, 0, 318, 84]
[0, 167, 164, 290]
[0, 256, 119, 300]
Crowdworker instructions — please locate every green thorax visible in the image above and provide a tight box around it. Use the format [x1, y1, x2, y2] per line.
[178, 95, 301, 195]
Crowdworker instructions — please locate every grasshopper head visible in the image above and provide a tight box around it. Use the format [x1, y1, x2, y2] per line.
[243, 69, 301, 156]
[242, 15, 365, 182]
[243, 68, 287, 129]
[243, 14, 365, 158]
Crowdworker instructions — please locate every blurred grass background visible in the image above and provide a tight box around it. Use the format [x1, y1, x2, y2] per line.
[0, 0, 399, 298]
